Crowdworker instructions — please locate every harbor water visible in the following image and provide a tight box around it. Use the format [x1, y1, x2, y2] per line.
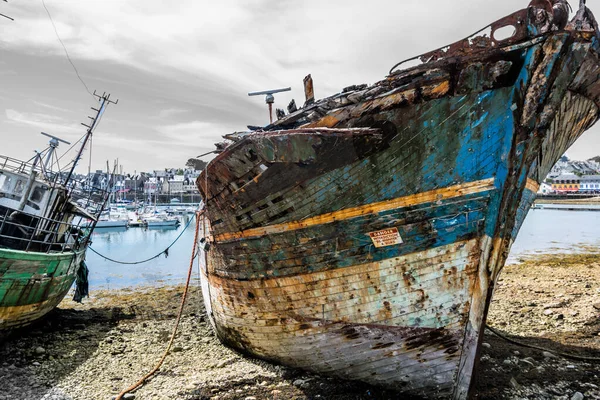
[87, 214, 199, 290]
[85, 209, 600, 290]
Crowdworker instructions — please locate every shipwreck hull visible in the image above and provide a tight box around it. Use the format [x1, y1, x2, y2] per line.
[0, 248, 84, 332]
[197, 5, 600, 399]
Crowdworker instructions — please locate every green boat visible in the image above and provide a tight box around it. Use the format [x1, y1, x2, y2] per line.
[0, 94, 115, 333]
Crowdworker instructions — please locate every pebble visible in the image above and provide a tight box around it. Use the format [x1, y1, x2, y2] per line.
[509, 377, 520, 390]
[110, 395, 135, 400]
[520, 358, 535, 368]
[482, 342, 491, 349]
[34, 347, 46, 355]
[543, 351, 558, 359]
[571, 392, 584, 400]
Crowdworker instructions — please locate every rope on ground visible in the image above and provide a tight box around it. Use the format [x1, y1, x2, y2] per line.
[115, 210, 203, 400]
[486, 324, 600, 362]
[89, 213, 200, 265]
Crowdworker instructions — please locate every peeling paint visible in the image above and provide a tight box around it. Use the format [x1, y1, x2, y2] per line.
[197, 1, 600, 399]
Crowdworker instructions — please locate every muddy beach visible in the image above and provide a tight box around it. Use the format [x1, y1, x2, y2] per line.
[1, 253, 599, 400]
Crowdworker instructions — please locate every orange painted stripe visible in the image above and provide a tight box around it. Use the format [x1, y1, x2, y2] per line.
[215, 178, 496, 242]
[525, 178, 540, 193]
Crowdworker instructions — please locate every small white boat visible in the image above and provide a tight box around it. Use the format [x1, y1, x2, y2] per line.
[142, 207, 180, 227]
[83, 207, 129, 228]
[127, 211, 147, 227]
[145, 216, 180, 227]
[95, 218, 129, 228]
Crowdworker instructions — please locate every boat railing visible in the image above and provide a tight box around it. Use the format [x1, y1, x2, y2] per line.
[0, 207, 92, 254]
[0, 154, 39, 175]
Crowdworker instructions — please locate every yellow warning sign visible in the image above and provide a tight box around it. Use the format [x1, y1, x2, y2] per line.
[368, 227, 403, 248]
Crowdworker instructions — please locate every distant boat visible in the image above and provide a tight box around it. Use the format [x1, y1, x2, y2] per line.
[127, 211, 147, 227]
[145, 216, 180, 227]
[0, 95, 115, 333]
[85, 206, 129, 228]
[196, 1, 600, 398]
[95, 218, 129, 228]
[142, 208, 180, 227]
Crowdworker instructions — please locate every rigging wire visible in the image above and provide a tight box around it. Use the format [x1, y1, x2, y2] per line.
[53, 98, 105, 173]
[41, 0, 95, 99]
[54, 132, 87, 166]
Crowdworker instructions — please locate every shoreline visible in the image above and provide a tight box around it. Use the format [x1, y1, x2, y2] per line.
[1, 253, 599, 400]
[535, 198, 600, 206]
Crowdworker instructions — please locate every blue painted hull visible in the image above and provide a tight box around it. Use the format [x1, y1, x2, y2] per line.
[197, 4, 600, 399]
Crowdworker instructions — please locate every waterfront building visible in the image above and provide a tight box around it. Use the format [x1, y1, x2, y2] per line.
[552, 174, 580, 193]
[144, 177, 161, 195]
[579, 175, 600, 193]
[166, 176, 185, 194]
[183, 183, 199, 193]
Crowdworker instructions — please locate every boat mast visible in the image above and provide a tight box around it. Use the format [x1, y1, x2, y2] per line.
[63, 92, 118, 190]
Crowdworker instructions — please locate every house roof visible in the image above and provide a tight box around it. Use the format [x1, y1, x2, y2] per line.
[580, 175, 600, 181]
[554, 174, 580, 181]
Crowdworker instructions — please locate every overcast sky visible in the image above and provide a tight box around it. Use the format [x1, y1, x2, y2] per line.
[1, 0, 598, 173]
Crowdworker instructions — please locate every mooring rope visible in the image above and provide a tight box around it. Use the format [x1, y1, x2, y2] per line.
[88, 213, 197, 265]
[486, 324, 600, 362]
[114, 210, 203, 400]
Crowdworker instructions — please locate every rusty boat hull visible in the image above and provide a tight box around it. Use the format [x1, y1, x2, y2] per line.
[197, 2, 600, 398]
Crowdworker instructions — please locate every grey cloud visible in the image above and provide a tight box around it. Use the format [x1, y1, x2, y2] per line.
[1, 0, 599, 172]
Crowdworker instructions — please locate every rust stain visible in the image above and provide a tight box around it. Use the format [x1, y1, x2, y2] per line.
[195, 1, 600, 398]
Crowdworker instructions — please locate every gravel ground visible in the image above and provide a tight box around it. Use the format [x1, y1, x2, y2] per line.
[0, 253, 599, 400]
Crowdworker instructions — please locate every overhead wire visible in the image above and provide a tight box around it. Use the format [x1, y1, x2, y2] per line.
[41, 0, 95, 100]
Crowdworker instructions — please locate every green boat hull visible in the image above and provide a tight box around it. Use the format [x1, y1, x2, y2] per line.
[0, 247, 85, 332]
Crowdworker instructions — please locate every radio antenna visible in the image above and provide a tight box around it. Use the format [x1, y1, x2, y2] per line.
[248, 87, 291, 124]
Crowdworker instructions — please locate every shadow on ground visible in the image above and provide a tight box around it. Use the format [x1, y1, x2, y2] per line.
[0, 303, 135, 399]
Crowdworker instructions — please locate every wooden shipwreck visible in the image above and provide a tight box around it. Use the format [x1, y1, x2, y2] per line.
[196, 1, 600, 398]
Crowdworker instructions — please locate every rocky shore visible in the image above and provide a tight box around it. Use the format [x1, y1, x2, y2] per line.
[1, 252, 599, 400]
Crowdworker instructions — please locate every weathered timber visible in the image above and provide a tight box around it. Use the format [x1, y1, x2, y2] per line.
[0, 248, 85, 330]
[196, 1, 600, 399]
[0, 94, 114, 334]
